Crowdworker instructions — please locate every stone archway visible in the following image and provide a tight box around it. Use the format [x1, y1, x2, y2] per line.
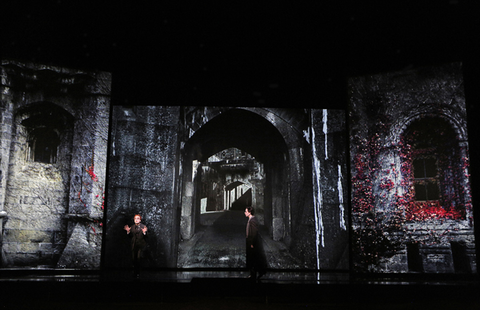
[181, 109, 289, 239]
[179, 108, 290, 245]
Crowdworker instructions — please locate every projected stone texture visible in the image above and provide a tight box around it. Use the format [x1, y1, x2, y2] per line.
[105, 106, 181, 268]
[349, 63, 476, 273]
[309, 109, 349, 270]
[105, 107, 348, 270]
[0, 60, 111, 268]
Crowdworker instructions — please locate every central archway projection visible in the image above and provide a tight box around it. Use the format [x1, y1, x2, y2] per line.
[105, 106, 348, 271]
[178, 108, 293, 268]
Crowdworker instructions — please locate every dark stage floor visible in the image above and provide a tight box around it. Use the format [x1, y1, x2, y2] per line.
[1, 268, 479, 309]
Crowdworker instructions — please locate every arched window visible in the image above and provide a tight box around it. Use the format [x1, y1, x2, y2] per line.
[17, 102, 74, 165]
[28, 127, 60, 164]
[403, 117, 465, 220]
[412, 156, 439, 201]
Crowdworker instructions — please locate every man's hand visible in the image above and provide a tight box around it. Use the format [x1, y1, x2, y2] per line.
[124, 225, 131, 233]
[142, 226, 148, 234]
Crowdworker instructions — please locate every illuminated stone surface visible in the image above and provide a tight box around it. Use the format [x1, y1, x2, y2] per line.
[0, 60, 111, 268]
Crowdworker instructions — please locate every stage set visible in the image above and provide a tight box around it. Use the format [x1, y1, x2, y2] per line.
[2, 2, 479, 309]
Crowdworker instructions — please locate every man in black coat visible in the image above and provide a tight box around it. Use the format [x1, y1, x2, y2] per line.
[124, 214, 148, 276]
[245, 206, 267, 280]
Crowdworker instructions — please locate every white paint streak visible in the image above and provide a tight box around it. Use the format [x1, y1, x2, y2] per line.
[323, 109, 328, 160]
[303, 129, 310, 144]
[337, 164, 347, 231]
[202, 107, 208, 124]
[192, 160, 199, 180]
[311, 122, 324, 273]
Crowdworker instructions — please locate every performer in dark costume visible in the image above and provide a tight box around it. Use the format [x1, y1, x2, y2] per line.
[124, 214, 147, 277]
[245, 206, 267, 280]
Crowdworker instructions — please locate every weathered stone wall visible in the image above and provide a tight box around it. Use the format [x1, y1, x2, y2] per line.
[105, 106, 181, 268]
[0, 60, 110, 268]
[316, 109, 349, 270]
[289, 109, 349, 270]
[349, 62, 476, 273]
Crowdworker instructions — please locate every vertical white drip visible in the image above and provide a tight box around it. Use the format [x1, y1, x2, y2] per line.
[311, 121, 324, 274]
[202, 107, 208, 124]
[323, 109, 328, 160]
[337, 164, 347, 230]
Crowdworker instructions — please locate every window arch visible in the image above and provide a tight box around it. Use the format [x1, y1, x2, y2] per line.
[402, 116, 466, 220]
[28, 127, 60, 163]
[17, 102, 74, 165]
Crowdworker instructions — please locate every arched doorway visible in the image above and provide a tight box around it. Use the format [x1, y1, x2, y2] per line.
[178, 108, 291, 267]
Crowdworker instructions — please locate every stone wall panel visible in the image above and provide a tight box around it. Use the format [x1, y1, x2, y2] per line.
[349, 62, 475, 273]
[105, 106, 180, 268]
[0, 59, 110, 268]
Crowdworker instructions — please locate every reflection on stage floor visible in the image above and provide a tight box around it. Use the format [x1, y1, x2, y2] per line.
[1, 268, 478, 310]
[0, 268, 478, 286]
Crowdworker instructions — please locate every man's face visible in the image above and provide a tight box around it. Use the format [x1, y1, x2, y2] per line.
[134, 216, 141, 224]
[244, 209, 251, 218]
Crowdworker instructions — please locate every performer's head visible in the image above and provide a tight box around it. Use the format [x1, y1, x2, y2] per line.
[134, 214, 142, 224]
[245, 206, 254, 217]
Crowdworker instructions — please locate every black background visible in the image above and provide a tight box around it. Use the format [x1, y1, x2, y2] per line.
[3, 1, 479, 108]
